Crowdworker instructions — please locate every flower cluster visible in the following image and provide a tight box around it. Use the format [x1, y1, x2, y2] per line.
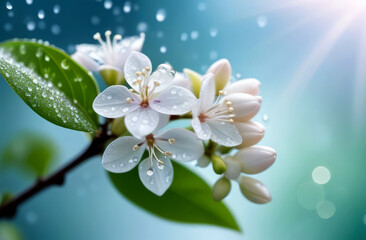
[73, 31, 277, 202]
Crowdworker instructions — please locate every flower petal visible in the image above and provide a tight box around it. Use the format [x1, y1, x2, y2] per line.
[120, 32, 145, 52]
[206, 58, 231, 94]
[223, 156, 241, 180]
[102, 136, 146, 173]
[125, 107, 159, 138]
[93, 85, 140, 118]
[191, 117, 211, 140]
[124, 51, 152, 92]
[199, 73, 216, 113]
[225, 78, 261, 96]
[138, 157, 173, 196]
[155, 128, 204, 162]
[206, 120, 242, 147]
[173, 72, 192, 90]
[234, 121, 265, 148]
[225, 93, 262, 122]
[148, 63, 175, 92]
[150, 86, 196, 115]
[152, 113, 170, 134]
[72, 51, 99, 72]
[238, 176, 272, 204]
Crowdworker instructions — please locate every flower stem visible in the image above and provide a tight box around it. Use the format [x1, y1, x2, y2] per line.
[0, 121, 113, 219]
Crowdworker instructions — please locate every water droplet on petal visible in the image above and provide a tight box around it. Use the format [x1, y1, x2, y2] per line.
[157, 162, 164, 170]
[147, 168, 154, 176]
[122, 107, 129, 112]
[170, 87, 177, 95]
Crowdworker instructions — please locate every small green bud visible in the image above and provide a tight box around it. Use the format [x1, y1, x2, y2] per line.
[111, 117, 126, 136]
[212, 177, 231, 201]
[211, 154, 226, 174]
[100, 68, 125, 86]
[183, 68, 201, 98]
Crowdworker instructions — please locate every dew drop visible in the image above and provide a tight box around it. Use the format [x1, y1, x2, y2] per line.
[165, 176, 170, 183]
[35, 48, 43, 58]
[53, 4, 60, 14]
[122, 107, 129, 112]
[147, 168, 154, 176]
[128, 159, 133, 163]
[26, 0, 33, 5]
[170, 87, 177, 95]
[262, 114, 269, 122]
[119, 163, 124, 167]
[38, 9, 45, 19]
[104, 0, 113, 9]
[133, 157, 138, 162]
[172, 105, 177, 110]
[61, 59, 69, 70]
[28, 87, 32, 92]
[180, 32, 188, 42]
[57, 83, 62, 88]
[132, 116, 138, 122]
[19, 44, 27, 55]
[44, 55, 50, 62]
[107, 95, 112, 100]
[112, 164, 116, 168]
[123, 1, 131, 13]
[42, 92, 47, 98]
[6, 2, 12, 10]
[27, 21, 36, 31]
[157, 162, 164, 170]
[160, 45, 167, 54]
[51, 24, 61, 35]
[156, 8, 166, 22]
[191, 31, 199, 40]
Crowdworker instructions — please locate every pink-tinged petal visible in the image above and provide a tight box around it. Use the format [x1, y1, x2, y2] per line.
[125, 107, 159, 138]
[225, 78, 261, 96]
[93, 85, 140, 118]
[148, 64, 175, 93]
[206, 58, 231, 93]
[191, 117, 211, 140]
[138, 157, 173, 196]
[199, 73, 216, 113]
[234, 146, 276, 174]
[225, 93, 262, 122]
[124, 51, 152, 93]
[206, 120, 242, 147]
[72, 51, 99, 72]
[238, 176, 272, 204]
[234, 121, 265, 148]
[150, 86, 196, 115]
[102, 136, 146, 173]
[155, 128, 204, 162]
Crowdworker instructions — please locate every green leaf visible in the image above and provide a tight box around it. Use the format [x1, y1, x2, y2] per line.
[108, 162, 240, 231]
[0, 131, 58, 178]
[0, 222, 24, 240]
[0, 39, 99, 132]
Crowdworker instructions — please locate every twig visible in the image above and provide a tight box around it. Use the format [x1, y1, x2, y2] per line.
[0, 121, 112, 219]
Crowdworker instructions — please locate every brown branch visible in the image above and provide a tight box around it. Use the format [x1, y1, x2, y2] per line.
[0, 121, 112, 219]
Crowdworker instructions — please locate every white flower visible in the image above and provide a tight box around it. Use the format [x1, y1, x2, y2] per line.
[102, 127, 204, 196]
[93, 51, 197, 138]
[72, 30, 145, 78]
[191, 73, 242, 147]
[224, 78, 261, 96]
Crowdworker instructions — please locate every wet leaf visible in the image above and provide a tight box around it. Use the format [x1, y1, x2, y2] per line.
[0, 40, 99, 132]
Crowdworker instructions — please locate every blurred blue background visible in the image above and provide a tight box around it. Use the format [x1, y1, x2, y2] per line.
[1, 0, 366, 239]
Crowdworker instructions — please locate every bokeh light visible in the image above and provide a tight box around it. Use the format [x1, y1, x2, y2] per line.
[316, 201, 336, 219]
[312, 166, 331, 184]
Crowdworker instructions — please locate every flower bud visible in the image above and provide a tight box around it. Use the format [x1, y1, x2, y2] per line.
[223, 156, 241, 180]
[238, 175, 271, 204]
[207, 59, 231, 95]
[234, 146, 276, 174]
[225, 78, 261, 96]
[212, 177, 231, 201]
[173, 72, 192, 90]
[100, 67, 125, 86]
[224, 93, 262, 122]
[197, 155, 211, 168]
[234, 121, 265, 148]
[183, 68, 202, 98]
[211, 154, 226, 174]
[111, 117, 127, 136]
